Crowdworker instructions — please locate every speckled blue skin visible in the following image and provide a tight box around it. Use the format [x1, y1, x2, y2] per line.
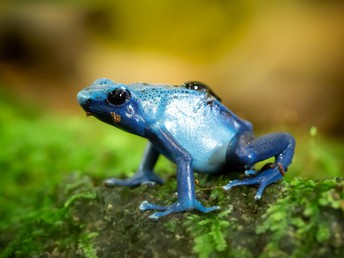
[77, 78, 295, 220]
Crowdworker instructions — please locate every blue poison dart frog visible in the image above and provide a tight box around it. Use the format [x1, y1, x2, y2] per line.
[77, 79, 295, 220]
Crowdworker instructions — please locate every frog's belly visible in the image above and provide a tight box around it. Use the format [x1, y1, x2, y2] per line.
[164, 120, 235, 173]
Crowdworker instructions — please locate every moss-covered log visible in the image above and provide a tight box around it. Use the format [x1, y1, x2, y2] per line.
[2, 174, 342, 258]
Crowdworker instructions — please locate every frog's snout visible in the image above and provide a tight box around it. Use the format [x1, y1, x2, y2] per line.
[77, 90, 93, 109]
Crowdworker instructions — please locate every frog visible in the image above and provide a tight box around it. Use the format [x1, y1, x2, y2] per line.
[77, 78, 295, 220]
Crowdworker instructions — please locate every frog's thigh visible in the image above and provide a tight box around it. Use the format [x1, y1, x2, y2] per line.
[234, 133, 295, 167]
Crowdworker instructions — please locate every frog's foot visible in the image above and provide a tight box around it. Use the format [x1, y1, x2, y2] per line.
[139, 200, 220, 220]
[223, 166, 284, 200]
[103, 171, 164, 188]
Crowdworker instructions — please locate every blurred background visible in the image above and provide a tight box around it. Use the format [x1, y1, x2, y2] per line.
[0, 0, 343, 135]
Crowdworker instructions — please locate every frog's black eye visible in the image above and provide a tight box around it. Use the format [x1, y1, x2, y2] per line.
[184, 81, 209, 92]
[107, 88, 131, 106]
[183, 81, 221, 102]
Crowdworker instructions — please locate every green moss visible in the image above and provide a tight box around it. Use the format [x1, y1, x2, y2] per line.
[0, 173, 100, 258]
[78, 232, 99, 258]
[256, 178, 344, 257]
[184, 210, 231, 258]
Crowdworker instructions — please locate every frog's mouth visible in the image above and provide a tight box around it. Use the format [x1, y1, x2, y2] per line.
[85, 111, 100, 118]
[84, 111, 115, 125]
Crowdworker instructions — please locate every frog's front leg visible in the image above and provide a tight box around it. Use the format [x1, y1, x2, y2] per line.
[104, 142, 164, 187]
[140, 125, 220, 220]
[224, 133, 295, 199]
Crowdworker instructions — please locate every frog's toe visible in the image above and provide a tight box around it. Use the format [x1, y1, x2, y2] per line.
[103, 172, 164, 188]
[149, 211, 171, 221]
[194, 201, 220, 213]
[244, 169, 257, 176]
[222, 179, 244, 191]
[254, 192, 262, 200]
[139, 201, 168, 211]
[103, 177, 139, 187]
[254, 182, 269, 200]
[103, 178, 126, 187]
[223, 178, 267, 199]
[197, 205, 220, 213]
[146, 202, 188, 220]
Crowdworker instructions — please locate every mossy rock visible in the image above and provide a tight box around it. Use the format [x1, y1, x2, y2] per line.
[5, 174, 341, 258]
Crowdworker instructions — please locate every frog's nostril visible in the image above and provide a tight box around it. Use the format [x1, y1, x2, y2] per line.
[77, 91, 92, 107]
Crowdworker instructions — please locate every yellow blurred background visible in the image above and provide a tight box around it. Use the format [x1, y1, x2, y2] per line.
[0, 0, 343, 135]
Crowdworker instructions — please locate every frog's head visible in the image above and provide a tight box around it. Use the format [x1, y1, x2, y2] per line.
[77, 78, 146, 136]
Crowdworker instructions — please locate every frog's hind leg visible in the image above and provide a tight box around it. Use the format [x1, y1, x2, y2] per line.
[224, 133, 295, 199]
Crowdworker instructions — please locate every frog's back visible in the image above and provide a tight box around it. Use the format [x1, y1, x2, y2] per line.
[129, 83, 250, 173]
